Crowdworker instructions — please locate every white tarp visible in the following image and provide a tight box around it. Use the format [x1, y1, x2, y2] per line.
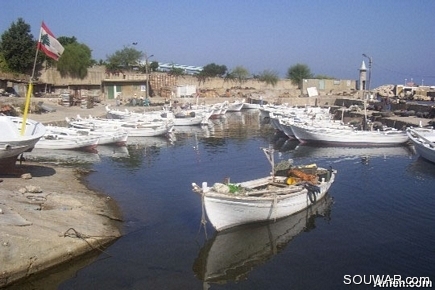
[175, 85, 196, 97]
[307, 87, 319, 97]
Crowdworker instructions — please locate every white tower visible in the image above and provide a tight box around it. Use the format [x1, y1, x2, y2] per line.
[359, 61, 367, 91]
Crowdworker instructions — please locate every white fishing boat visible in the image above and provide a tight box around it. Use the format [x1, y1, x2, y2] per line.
[67, 115, 173, 137]
[193, 195, 333, 285]
[162, 110, 211, 126]
[208, 103, 228, 118]
[45, 125, 128, 146]
[35, 132, 99, 151]
[406, 127, 435, 163]
[290, 122, 409, 146]
[224, 100, 244, 112]
[106, 105, 212, 126]
[122, 122, 173, 137]
[0, 116, 46, 171]
[105, 106, 135, 119]
[192, 148, 337, 231]
[242, 102, 261, 110]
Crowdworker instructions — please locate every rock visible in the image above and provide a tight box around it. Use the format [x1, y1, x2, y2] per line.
[20, 185, 43, 193]
[21, 173, 32, 179]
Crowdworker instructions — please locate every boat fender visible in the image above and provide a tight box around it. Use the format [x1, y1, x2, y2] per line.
[304, 183, 320, 204]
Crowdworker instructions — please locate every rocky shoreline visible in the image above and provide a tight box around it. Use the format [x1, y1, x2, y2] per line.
[0, 99, 125, 288]
[0, 163, 122, 288]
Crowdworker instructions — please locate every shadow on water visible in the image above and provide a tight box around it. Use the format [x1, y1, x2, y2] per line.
[4, 242, 118, 290]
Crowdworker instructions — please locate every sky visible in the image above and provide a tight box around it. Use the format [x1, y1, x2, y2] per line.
[1, 0, 434, 88]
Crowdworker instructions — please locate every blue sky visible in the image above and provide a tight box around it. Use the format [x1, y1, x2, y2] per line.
[1, 0, 434, 88]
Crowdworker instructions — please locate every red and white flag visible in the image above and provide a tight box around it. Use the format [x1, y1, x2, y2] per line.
[37, 22, 64, 61]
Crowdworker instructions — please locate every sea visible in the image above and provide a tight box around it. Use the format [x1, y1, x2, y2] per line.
[8, 110, 435, 290]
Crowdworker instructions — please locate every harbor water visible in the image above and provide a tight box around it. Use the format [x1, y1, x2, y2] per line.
[9, 110, 435, 289]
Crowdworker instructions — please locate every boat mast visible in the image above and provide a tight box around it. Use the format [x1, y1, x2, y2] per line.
[262, 146, 275, 181]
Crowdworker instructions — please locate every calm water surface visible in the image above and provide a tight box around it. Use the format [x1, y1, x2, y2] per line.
[10, 111, 435, 289]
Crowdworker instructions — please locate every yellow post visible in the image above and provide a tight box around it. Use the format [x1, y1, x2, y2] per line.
[20, 82, 33, 135]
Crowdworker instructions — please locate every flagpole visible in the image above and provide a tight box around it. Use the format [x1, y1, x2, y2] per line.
[20, 23, 42, 135]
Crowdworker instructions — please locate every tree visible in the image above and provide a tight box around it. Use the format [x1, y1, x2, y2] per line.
[258, 70, 279, 87]
[201, 63, 227, 77]
[0, 52, 11, 72]
[149, 61, 159, 72]
[0, 18, 35, 74]
[197, 63, 227, 84]
[314, 74, 334, 79]
[287, 63, 313, 88]
[168, 65, 184, 76]
[56, 42, 92, 79]
[106, 46, 143, 72]
[227, 66, 250, 85]
[57, 36, 77, 46]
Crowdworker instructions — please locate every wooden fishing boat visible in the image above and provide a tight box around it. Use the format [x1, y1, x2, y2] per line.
[192, 148, 337, 231]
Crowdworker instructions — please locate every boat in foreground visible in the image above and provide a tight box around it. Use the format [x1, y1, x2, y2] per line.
[192, 148, 337, 231]
[0, 116, 46, 172]
[406, 127, 435, 163]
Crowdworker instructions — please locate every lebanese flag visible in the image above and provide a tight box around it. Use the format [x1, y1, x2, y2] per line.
[37, 22, 64, 61]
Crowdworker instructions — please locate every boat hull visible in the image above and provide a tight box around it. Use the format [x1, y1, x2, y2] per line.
[291, 123, 409, 146]
[407, 128, 435, 163]
[0, 116, 46, 161]
[201, 173, 335, 231]
[35, 137, 99, 150]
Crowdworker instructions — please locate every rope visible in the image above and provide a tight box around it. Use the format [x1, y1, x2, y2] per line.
[272, 193, 278, 221]
[197, 191, 208, 240]
[62, 227, 118, 256]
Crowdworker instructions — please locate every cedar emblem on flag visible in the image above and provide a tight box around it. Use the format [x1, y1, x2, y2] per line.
[37, 22, 64, 61]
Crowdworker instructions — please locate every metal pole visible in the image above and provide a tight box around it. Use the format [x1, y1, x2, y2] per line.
[145, 54, 149, 99]
[145, 53, 154, 99]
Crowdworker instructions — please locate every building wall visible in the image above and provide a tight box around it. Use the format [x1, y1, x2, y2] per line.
[301, 78, 357, 96]
[27, 66, 359, 100]
[38, 66, 105, 86]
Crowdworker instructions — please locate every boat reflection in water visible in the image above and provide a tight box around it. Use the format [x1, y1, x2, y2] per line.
[291, 143, 415, 161]
[126, 136, 172, 148]
[193, 195, 333, 286]
[97, 145, 130, 159]
[24, 148, 100, 164]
